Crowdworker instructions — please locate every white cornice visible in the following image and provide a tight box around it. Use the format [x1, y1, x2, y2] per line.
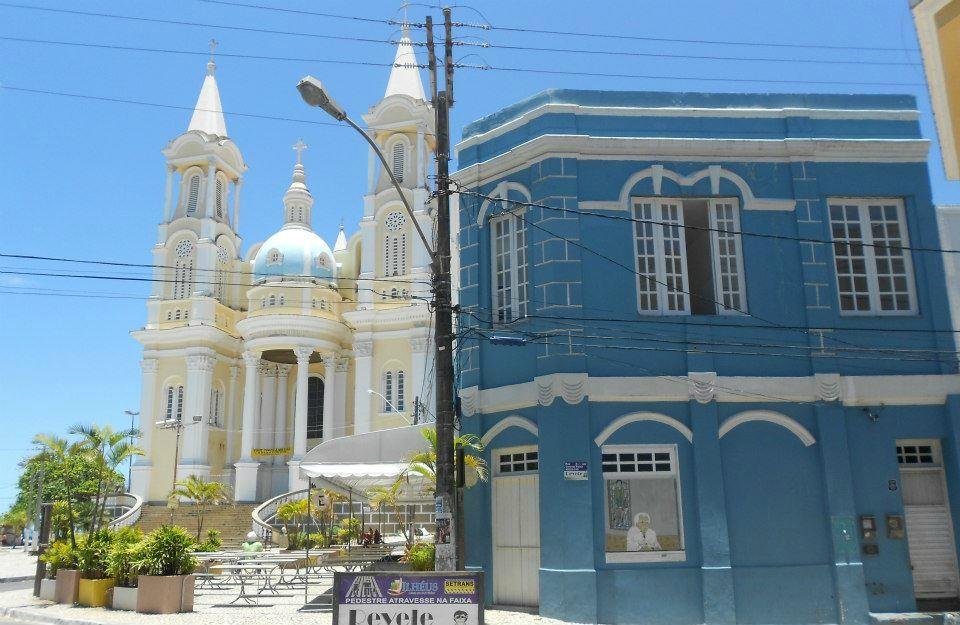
[453, 135, 930, 188]
[131, 325, 241, 351]
[235, 314, 351, 344]
[458, 373, 960, 416]
[456, 102, 921, 154]
[343, 305, 431, 330]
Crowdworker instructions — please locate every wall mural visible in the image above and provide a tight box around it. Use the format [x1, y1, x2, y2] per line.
[607, 479, 632, 530]
[604, 475, 682, 553]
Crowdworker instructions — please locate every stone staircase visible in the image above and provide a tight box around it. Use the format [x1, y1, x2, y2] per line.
[137, 503, 257, 546]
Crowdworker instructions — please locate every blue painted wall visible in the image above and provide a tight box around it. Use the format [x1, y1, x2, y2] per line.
[454, 90, 960, 624]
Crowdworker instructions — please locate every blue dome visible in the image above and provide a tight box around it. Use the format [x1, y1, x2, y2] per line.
[253, 226, 336, 282]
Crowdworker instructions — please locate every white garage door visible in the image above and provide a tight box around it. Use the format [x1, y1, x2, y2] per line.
[492, 446, 540, 607]
[898, 441, 960, 601]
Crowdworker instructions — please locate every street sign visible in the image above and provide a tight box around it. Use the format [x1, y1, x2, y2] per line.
[333, 571, 484, 625]
[563, 460, 588, 480]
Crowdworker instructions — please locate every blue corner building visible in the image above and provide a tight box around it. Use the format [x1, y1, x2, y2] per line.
[452, 90, 960, 624]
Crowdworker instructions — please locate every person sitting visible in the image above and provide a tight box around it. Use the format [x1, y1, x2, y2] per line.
[626, 512, 661, 552]
[241, 531, 264, 553]
[373, 529, 382, 545]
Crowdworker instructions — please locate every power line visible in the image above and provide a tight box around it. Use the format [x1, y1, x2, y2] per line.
[457, 189, 960, 257]
[193, 0, 401, 27]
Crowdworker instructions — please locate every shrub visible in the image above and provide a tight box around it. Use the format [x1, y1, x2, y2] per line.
[106, 539, 143, 588]
[403, 542, 435, 571]
[41, 540, 76, 579]
[336, 518, 362, 545]
[76, 530, 114, 579]
[132, 525, 197, 577]
[307, 532, 329, 549]
[195, 529, 221, 553]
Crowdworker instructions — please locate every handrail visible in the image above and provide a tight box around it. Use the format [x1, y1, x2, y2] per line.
[106, 493, 144, 529]
[251, 488, 311, 543]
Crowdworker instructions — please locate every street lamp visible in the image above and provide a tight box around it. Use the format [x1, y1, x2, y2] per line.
[123, 410, 139, 492]
[296, 75, 434, 258]
[367, 389, 412, 425]
[155, 415, 200, 521]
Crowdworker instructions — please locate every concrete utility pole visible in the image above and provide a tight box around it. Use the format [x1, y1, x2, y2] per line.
[427, 7, 459, 572]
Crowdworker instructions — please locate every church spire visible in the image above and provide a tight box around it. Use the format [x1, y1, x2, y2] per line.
[384, 23, 426, 101]
[334, 219, 347, 251]
[187, 39, 228, 137]
[282, 139, 314, 229]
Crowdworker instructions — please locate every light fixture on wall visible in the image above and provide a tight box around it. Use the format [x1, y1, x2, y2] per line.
[863, 404, 885, 423]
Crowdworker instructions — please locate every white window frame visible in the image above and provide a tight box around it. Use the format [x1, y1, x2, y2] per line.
[828, 198, 917, 316]
[490, 209, 529, 323]
[631, 197, 746, 316]
[493, 445, 539, 477]
[601, 443, 686, 564]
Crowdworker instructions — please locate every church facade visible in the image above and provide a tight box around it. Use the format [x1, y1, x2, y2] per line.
[129, 36, 436, 504]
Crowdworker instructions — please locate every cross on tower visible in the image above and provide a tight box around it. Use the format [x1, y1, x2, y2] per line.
[293, 139, 308, 164]
[209, 38, 219, 61]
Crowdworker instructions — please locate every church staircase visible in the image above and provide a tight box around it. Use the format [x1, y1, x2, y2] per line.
[136, 503, 258, 546]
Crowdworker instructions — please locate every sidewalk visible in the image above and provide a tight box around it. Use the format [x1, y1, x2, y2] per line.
[0, 578, 574, 625]
[0, 548, 39, 582]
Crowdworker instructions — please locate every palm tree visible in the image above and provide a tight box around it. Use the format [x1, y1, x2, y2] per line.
[367, 479, 413, 546]
[69, 424, 143, 533]
[403, 428, 489, 494]
[32, 434, 88, 547]
[169, 475, 231, 539]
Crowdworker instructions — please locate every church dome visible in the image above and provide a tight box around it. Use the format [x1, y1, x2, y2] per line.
[253, 226, 337, 283]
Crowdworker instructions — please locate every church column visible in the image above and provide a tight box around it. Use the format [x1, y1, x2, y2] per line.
[323, 354, 336, 441]
[130, 358, 158, 498]
[204, 160, 217, 218]
[235, 351, 261, 501]
[288, 346, 313, 491]
[409, 336, 429, 423]
[416, 128, 425, 188]
[163, 165, 175, 222]
[259, 364, 277, 451]
[334, 355, 349, 437]
[367, 140, 378, 194]
[225, 364, 239, 463]
[353, 339, 373, 434]
[233, 176, 243, 233]
[274, 365, 291, 462]
[181, 352, 215, 478]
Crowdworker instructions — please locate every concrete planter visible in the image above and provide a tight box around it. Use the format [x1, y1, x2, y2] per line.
[110, 586, 138, 611]
[77, 578, 115, 607]
[136, 575, 195, 614]
[38, 578, 56, 601]
[54, 569, 80, 604]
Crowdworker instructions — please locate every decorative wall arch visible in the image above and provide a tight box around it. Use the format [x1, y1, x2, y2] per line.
[481, 415, 539, 446]
[594, 412, 693, 446]
[718, 410, 816, 446]
[617, 165, 795, 212]
[476, 181, 532, 224]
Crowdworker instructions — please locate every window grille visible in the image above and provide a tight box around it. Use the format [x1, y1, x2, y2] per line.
[491, 210, 528, 322]
[498, 450, 538, 474]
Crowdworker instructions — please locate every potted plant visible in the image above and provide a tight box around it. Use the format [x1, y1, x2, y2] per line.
[132, 525, 198, 614]
[39, 540, 74, 601]
[76, 529, 116, 607]
[106, 527, 143, 611]
[402, 542, 435, 571]
[42, 539, 80, 604]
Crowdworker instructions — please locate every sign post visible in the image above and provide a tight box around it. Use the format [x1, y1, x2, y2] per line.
[333, 571, 484, 625]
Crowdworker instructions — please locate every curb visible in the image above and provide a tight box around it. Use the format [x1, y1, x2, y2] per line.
[0, 606, 135, 625]
[0, 576, 35, 584]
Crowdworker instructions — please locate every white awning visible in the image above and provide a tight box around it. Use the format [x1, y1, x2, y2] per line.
[298, 423, 432, 499]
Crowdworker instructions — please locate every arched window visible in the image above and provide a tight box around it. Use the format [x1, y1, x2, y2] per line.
[164, 384, 185, 422]
[316, 254, 330, 270]
[215, 244, 229, 304]
[396, 371, 405, 411]
[268, 294, 277, 307]
[392, 142, 405, 182]
[307, 377, 324, 438]
[186, 174, 201, 215]
[383, 372, 393, 412]
[172, 239, 195, 300]
[490, 209, 529, 322]
[267, 249, 283, 266]
[215, 176, 225, 219]
[383, 211, 407, 277]
[209, 386, 222, 427]
[381, 369, 406, 412]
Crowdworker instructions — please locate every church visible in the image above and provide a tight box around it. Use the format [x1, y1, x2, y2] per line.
[128, 32, 436, 504]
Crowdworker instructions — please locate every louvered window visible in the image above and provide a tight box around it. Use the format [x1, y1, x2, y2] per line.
[165, 385, 184, 422]
[215, 177, 224, 219]
[383, 372, 393, 412]
[186, 175, 200, 215]
[392, 142, 405, 182]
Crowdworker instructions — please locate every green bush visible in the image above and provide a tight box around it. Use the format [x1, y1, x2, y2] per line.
[336, 518, 362, 545]
[132, 525, 197, 577]
[195, 529, 221, 552]
[106, 540, 143, 588]
[308, 532, 329, 549]
[76, 530, 114, 579]
[403, 542, 435, 571]
[41, 540, 77, 579]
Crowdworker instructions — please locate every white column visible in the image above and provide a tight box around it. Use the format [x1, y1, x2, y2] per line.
[259, 364, 277, 451]
[235, 351, 261, 502]
[322, 354, 336, 441]
[353, 339, 373, 434]
[225, 364, 239, 462]
[367, 141, 377, 194]
[292, 346, 312, 458]
[130, 358, 158, 498]
[416, 127, 425, 188]
[181, 352, 215, 468]
[334, 355, 349, 438]
[274, 364, 291, 462]
[163, 165, 175, 222]
[233, 177, 243, 233]
[204, 160, 217, 218]
[409, 336, 430, 423]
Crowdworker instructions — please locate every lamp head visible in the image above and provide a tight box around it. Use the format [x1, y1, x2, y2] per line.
[297, 76, 346, 121]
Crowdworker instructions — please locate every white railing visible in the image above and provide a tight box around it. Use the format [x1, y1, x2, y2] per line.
[105, 493, 144, 529]
[251, 488, 310, 543]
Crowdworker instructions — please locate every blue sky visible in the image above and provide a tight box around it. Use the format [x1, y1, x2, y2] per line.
[0, 0, 957, 512]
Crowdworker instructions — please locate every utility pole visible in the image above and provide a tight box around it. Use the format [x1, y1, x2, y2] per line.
[427, 7, 458, 572]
